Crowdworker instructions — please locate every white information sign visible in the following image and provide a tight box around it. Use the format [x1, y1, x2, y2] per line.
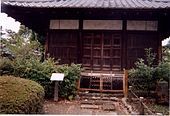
[50, 73, 64, 81]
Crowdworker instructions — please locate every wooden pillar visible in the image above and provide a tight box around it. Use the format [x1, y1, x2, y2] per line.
[100, 76, 103, 93]
[123, 69, 128, 97]
[122, 20, 127, 70]
[54, 81, 59, 101]
[158, 33, 162, 62]
[139, 97, 144, 115]
[78, 19, 83, 64]
[77, 77, 81, 93]
[45, 32, 49, 58]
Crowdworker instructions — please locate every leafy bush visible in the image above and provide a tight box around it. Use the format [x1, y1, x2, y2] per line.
[11, 57, 58, 98]
[128, 48, 157, 95]
[1, 26, 82, 100]
[0, 56, 82, 99]
[57, 64, 82, 100]
[128, 59, 156, 94]
[0, 57, 13, 75]
[154, 62, 170, 82]
[0, 76, 44, 114]
[129, 48, 170, 96]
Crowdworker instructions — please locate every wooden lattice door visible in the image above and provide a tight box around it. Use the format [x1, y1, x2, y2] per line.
[82, 31, 122, 72]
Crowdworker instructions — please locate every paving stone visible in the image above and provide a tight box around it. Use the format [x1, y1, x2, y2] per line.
[110, 97, 119, 101]
[96, 111, 117, 115]
[102, 97, 110, 100]
[81, 100, 106, 105]
[81, 104, 99, 109]
[102, 103, 115, 111]
[92, 96, 101, 99]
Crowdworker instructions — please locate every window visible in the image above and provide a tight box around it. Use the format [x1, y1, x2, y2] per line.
[83, 20, 122, 30]
[127, 20, 158, 31]
[50, 20, 79, 29]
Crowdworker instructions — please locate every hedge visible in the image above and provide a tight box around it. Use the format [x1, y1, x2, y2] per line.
[0, 76, 45, 114]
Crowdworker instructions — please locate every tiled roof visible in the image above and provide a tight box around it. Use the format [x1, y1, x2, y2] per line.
[2, 0, 170, 9]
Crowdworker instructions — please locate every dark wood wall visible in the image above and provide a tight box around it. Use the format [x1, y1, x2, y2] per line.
[47, 27, 160, 72]
[47, 30, 78, 64]
[126, 31, 159, 68]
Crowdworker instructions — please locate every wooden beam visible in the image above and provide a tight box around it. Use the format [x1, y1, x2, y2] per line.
[122, 20, 127, 70]
[77, 78, 81, 93]
[45, 32, 49, 58]
[123, 69, 128, 97]
[158, 33, 162, 62]
[79, 88, 123, 93]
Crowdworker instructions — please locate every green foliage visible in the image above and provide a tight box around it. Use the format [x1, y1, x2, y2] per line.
[129, 48, 157, 95]
[11, 57, 58, 98]
[154, 62, 170, 82]
[57, 64, 82, 100]
[1, 25, 43, 60]
[129, 48, 170, 96]
[147, 103, 169, 115]
[0, 76, 44, 114]
[129, 59, 156, 93]
[0, 25, 82, 100]
[145, 48, 156, 67]
[0, 57, 13, 75]
[162, 47, 170, 62]
[129, 59, 154, 79]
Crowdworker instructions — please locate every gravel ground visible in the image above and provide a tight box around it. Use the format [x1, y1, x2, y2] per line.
[44, 99, 128, 115]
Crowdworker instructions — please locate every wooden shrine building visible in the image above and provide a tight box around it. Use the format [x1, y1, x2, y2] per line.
[2, 0, 170, 94]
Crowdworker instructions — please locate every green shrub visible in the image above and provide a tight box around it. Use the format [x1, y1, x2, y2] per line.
[0, 56, 82, 99]
[129, 48, 170, 97]
[1, 26, 82, 100]
[0, 76, 44, 114]
[12, 57, 58, 98]
[128, 48, 157, 96]
[0, 57, 13, 76]
[57, 64, 82, 100]
[128, 59, 156, 94]
[154, 62, 170, 82]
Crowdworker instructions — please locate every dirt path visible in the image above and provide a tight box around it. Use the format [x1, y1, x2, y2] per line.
[44, 99, 128, 115]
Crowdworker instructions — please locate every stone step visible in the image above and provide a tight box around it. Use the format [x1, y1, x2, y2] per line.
[81, 99, 114, 105]
[80, 103, 116, 111]
[79, 92, 124, 98]
[79, 94, 124, 100]
[80, 104, 100, 109]
[102, 103, 116, 111]
[80, 96, 120, 101]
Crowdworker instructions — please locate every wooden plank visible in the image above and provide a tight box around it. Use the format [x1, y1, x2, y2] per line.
[81, 72, 123, 77]
[79, 88, 123, 93]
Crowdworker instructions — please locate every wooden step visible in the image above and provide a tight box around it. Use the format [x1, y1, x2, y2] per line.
[79, 73, 124, 93]
[79, 92, 124, 98]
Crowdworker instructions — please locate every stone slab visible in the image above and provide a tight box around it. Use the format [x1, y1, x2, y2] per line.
[81, 104, 99, 109]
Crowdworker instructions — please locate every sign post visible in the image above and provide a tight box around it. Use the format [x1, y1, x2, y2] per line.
[50, 73, 64, 101]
